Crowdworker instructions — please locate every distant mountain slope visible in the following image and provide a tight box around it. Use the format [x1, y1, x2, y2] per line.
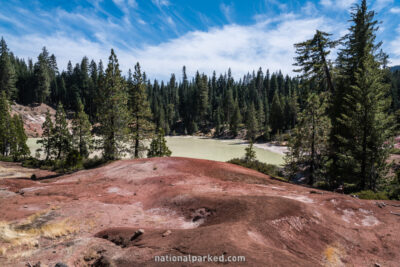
[391, 65, 400, 72]
[10, 103, 61, 138]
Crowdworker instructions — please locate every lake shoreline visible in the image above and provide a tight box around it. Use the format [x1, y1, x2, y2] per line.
[27, 136, 286, 165]
[167, 135, 288, 156]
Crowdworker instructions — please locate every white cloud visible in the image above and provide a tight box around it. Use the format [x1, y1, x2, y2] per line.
[373, 0, 393, 11]
[320, 0, 356, 10]
[152, 0, 170, 8]
[266, 0, 287, 10]
[138, 18, 146, 25]
[113, 0, 137, 13]
[220, 3, 234, 23]
[129, 16, 342, 80]
[389, 25, 400, 65]
[166, 16, 175, 26]
[390, 7, 400, 14]
[302, 2, 318, 15]
[4, 14, 346, 81]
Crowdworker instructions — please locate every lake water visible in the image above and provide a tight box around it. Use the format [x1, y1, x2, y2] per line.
[27, 136, 284, 165]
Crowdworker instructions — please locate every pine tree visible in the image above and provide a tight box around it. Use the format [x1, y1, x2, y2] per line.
[0, 91, 12, 156]
[10, 114, 29, 160]
[0, 38, 17, 99]
[230, 100, 241, 136]
[332, 0, 394, 189]
[197, 73, 209, 127]
[97, 49, 130, 160]
[245, 103, 258, 141]
[34, 48, 51, 103]
[128, 62, 154, 158]
[37, 110, 54, 160]
[285, 93, 331, 185]
[53, 102, 72, 159]
[147, 128, 172, 157]
[293, 30, 338, 93]
[244, 141, 256, 162]
[72, 100, 92, 158]
[270, 90, 283, 134]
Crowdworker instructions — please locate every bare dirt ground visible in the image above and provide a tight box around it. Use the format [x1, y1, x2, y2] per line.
[0, 157, 399, 266]
[11, 103, 72, 138]
[0, 161, 56, 180]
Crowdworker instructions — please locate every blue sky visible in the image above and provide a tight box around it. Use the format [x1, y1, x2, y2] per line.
[1, 0, 400, 80]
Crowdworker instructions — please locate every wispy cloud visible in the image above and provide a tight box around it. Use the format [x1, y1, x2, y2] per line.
[1, 0, 399, 82]
[389, 25, 400, 65]
[220, 3, 234, 23]
[152, 0, 170, 8]
[373, 0, 394, 11]
[320, 0, 357, 9]
[265, 0, 287, 10]
[390, 7, 400, 14]
[302, 2, 318, 15]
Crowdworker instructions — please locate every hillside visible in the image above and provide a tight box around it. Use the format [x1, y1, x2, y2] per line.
[0, 157, 399, 266]
[11, 103, 56, 138]
[391, 65, 400, 72]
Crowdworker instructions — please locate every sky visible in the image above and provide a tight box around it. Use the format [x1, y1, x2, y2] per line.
[1, 0, 400, 81]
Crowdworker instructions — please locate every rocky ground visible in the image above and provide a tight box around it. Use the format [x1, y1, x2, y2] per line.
[0, 157, 399, 266]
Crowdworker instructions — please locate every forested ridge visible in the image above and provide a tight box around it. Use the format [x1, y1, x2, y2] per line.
[0, 0, 400, 198]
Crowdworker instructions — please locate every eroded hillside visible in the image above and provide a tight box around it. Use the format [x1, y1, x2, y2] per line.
[0, 157, 399, 266]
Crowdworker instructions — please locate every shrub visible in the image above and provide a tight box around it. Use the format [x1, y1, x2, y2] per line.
[388, 185, 400, 200]
[314, 181, 331, 190]
[227, 158, 284, 179]
[390, 148, 400, 155]
[65, 150, 83, 169]
[82, 156, 107, 169]
[343, 183, 359, 194]
[354, 190, 389, 200]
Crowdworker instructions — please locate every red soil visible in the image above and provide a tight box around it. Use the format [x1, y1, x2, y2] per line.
[0, 157, 399, 266]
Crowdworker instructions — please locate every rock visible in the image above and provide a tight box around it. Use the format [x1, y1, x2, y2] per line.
[162, 230, 172, 237]
[54, 263, 68, 267]
[83, 255, 91, 261]
[130, 229, 144, 241]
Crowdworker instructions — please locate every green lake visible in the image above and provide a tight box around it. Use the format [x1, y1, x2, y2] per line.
[27, 136, 284, 165]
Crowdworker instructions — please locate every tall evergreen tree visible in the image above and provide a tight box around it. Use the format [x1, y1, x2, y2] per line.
[270, 90, 284, 134]
[230, 100, 241, 136]
[0, 91, 12, 156]
[245, 103, 258, 141]
[10, 114, 30, 160]
[37, 110, 54, 160]
[128, 62, 154, 158]
[53, 102, 72, 159]
[294, 30, 338, 93]
[331, 0, 394, 189]
[34, 48, 51, 103]
[97, 49, 130, 160]
[72, 101, 93, 158]
[285, 93, 331, 185]
[0, 38, 17, 99]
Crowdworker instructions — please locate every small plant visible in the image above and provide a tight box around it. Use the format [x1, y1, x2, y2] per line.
[354, 190, 388, 200]
[244, 141, 256, 162]
[228, 158, 283, 179]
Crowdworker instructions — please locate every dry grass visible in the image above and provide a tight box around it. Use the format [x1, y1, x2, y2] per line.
[0, 210, 78, 259]
[323, 244, 345, 267]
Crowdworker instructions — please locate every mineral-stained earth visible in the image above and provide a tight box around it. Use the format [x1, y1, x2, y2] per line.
[0, 157, 399, 266]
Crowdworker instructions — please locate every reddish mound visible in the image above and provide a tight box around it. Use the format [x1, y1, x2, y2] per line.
[11, 103, 72, 137]
[0, 157, 399, 266]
